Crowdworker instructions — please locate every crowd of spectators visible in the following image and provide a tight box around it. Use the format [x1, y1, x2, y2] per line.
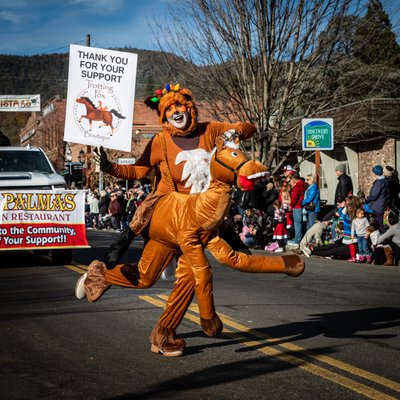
[84, 181, 150, 232]
[227, 163, 400, 267]
[83, 162, 400, 267]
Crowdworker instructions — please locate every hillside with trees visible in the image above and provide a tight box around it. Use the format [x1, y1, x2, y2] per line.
[0, 47, 184, 102]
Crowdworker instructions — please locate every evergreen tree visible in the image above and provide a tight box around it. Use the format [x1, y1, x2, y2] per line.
[353, 0, 400, 66]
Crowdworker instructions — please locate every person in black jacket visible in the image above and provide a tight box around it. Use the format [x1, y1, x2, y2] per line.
[384, 165, 400, 215]
[365, 165, 389, 233]
[263, 182, 278, 217]
[334, 163, 353, 204]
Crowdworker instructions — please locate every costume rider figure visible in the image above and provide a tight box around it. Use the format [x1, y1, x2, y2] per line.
[99, 84, 255, 269]
[76, 84, 305, 356]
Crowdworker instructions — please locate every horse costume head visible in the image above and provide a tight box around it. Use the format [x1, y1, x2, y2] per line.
[144, 84, 198, 136]
[210, 133, 268, 191]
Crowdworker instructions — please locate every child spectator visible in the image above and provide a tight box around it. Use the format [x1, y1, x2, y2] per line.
[337, 197, 359, 263]
[265, 200, 287, 253]
[366, 224, 381, 248]
[351, 208, 371, 263]
[365, 225, 383, 264]
[280, 181, 293, 236]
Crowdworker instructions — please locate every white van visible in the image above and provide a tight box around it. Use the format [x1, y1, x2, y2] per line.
[0, 146, 73, 264]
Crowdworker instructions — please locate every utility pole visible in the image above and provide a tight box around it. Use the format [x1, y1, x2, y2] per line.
[85, 33, 94, 189]
[86, 33, 104, 191]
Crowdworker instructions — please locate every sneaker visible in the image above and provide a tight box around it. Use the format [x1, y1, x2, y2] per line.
[75, 273, 87, 299]
[365, 255, 372, 264]
[357, 255, 365, 263]
[300, 245, 311, 257]
[286, 240, 299, 249]
[275, 247, 284, 253]
[347, 257, 356, 263]
[264, 242, 279, 252]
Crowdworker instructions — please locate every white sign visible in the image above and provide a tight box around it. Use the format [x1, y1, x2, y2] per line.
[0, 95, 41, 112]
[64, 44, 137, 152]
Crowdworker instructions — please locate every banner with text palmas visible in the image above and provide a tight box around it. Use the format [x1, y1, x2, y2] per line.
[0, 190, 89, 250]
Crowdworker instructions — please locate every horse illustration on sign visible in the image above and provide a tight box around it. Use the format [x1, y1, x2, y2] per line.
[76, 96, 126, 136]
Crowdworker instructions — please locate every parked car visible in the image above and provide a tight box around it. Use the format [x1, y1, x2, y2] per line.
[0, 146, 72, 264]
[0, 146, 67, 190]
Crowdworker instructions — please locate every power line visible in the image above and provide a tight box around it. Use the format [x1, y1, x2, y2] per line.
[39, 40, 86, 55]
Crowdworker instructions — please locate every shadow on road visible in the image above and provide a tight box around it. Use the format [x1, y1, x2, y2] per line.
[107, 354, 305, 399]
[107, 308, 400, 398]
[231, 307, 400, 355]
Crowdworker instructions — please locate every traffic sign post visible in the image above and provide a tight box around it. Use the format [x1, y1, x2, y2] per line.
[302, 118, 334, 188]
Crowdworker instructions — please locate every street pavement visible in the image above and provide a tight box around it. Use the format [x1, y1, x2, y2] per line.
[0, 229, 399, 399]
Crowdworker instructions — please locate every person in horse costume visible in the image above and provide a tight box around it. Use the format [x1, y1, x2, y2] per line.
[75, 84, 305, 356]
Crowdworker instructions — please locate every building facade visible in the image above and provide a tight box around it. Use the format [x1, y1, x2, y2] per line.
[20, 96, 400, 201]
[294, 99, 400, 204]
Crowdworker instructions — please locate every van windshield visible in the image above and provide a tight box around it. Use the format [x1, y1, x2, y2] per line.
[0, 150, 54, 174]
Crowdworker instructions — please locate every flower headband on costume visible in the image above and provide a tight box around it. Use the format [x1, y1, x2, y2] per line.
[144, 83, 197, 127]
[149, 83, 181, 105]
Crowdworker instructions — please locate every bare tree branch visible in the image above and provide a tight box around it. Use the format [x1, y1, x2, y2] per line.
[153, 0, 398, 171]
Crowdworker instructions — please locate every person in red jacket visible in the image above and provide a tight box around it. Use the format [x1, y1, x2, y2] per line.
[287, 172, 307, 247]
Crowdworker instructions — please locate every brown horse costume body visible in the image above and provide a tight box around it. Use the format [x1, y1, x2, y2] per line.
[77, 135, 305, 356]
[76, 96, 125, 135]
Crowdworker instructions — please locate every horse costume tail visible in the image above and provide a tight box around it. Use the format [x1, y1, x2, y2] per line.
[110, 109, 126, 119]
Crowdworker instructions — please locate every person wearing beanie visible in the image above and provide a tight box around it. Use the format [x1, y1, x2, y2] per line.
[335, 163, 346, 173]
[334, 163, 353, 204]
[372, 165, 383, 176]
[78, 83, 305, 356]
[365, 165, 389, 233]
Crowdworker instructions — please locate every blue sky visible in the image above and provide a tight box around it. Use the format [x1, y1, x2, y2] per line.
[1, 0, 399, 56]
[0, 0, 170, 56]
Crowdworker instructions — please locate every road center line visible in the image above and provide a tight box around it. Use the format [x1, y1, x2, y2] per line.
[138, 294, 398, 400]
[66, 265, 398, 400]
[65, 264, 87, 274]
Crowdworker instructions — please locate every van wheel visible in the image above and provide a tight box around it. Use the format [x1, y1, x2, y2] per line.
[51, 249, 73, 265]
